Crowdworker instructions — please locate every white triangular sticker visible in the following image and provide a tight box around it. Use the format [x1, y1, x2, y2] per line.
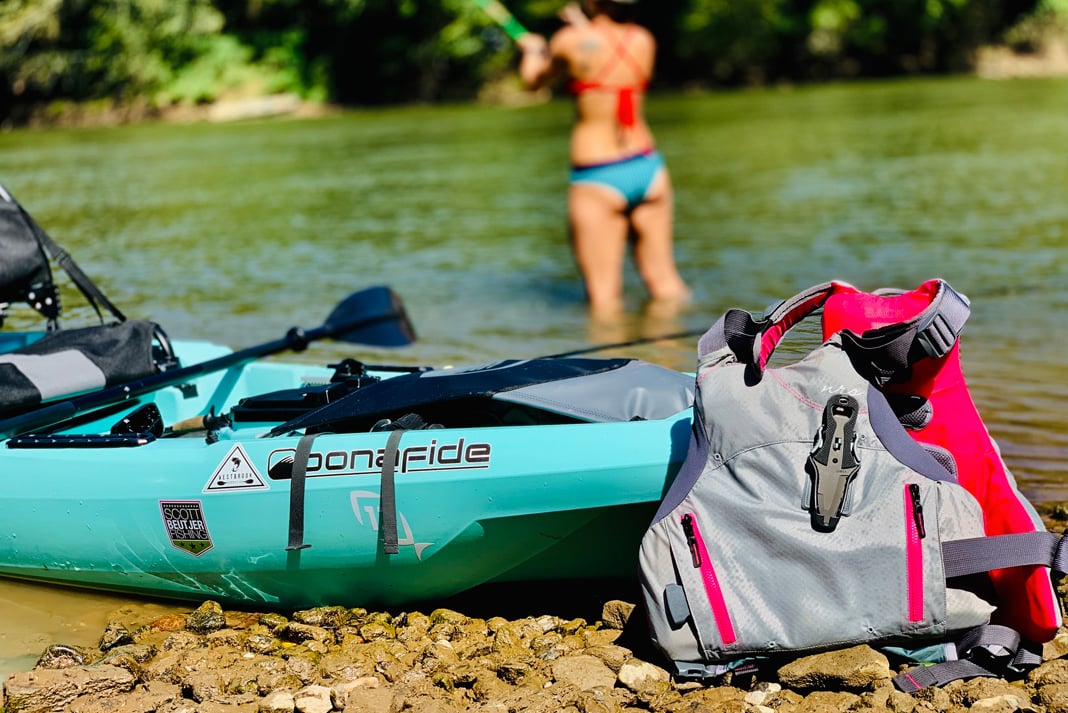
[204, 444, 269, 492]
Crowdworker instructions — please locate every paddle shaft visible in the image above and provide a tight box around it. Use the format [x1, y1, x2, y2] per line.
[471, 0, 528, 41]
[0, 313, 399, 440]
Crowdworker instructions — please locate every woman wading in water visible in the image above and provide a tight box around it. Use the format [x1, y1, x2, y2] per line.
[518, 0, 691, 314]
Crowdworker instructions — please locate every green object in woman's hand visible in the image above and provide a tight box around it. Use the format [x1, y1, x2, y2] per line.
[472, 0, 529, 41]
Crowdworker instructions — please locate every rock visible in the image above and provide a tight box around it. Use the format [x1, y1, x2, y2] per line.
[1035, 682, 1068, 711]
[794, 689, 862, 711]
[969, 694, 1037, 712]
[246, 625, 284, 656]
[16, 597, 1068, 713]
[674, 685, 746, 712]
[342, 686, 396, 713]
[777, 645, 892, 691]
[616, 660, 670, 692]
[909, 683, 953, 711]
[279, 623, 334, 646]
[259, 689, 295, 713]
[146, 614, 188, 633]
[293, 606, 350, 629]
[585, 644, 630, 672]
[331, 678, 379, 708]
[293, 684, 333, 713]
[763, 687, 803, 710]
[550, 655, 617, 691]
[99, 622, 135, 652]
[260, 613, 290, 630]
[1043, 629, 1068, 661]
[35, 644, 92, 669]
[946, 677, 1031, 707]
[1029, 658, 1068, 686]
[67, 680, 181, 713]
[3, 665, 136, 712]
[858, 686, 915, 712]
[599, 601, 634, 630]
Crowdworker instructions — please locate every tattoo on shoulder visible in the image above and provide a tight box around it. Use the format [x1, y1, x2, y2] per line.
[578, 37, 601, 53]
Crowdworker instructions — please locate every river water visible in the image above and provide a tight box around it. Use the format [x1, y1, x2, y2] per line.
[0, 75, 1066, 676]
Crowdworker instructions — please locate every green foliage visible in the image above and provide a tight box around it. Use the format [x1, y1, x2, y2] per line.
[0, 0, 1054, 123]
[1, 0, 226, 102]
[158, 30, 314, 105]
[1002, 0, 1068, 48]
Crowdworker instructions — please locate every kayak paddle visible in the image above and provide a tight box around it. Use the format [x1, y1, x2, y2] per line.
[471, 0, 529, 41]
[0, 285, 416, 439]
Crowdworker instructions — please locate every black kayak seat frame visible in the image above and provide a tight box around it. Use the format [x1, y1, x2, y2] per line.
[260, 357, 696, 437]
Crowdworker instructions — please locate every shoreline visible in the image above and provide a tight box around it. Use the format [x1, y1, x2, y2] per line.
[5, 41, 1066, 131]
[3, 505, 1067, 712]
[4, 591, 1068, 713]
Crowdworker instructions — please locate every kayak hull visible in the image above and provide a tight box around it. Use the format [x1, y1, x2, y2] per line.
[0, 340, 691, 608]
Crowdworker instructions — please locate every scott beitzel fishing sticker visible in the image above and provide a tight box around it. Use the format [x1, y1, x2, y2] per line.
[160, 500, 214, 555]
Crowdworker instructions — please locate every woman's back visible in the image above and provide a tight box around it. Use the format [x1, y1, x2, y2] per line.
[552, 17, 656, 163]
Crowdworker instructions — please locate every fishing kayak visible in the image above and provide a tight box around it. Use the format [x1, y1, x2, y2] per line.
[0, 182, 693, 609]
[0, 334, 693, 609]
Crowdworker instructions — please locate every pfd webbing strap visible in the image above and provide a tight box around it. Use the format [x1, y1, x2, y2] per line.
[942, 531, 1068, 579]
[1008, 641, 1044, 674]
[380, 429, 405, 555]
[285, 432, 317, 551]
[893, 659, 999, 693]
[956, 624, 1021, 659]
[894, 625, 1040, 692]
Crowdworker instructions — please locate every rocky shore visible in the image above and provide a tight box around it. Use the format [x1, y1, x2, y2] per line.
[3, 583, 1068, 713]
[4, 511, 1068, 713]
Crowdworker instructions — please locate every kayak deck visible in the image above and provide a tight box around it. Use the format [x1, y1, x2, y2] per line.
[0, 340, 694, 608]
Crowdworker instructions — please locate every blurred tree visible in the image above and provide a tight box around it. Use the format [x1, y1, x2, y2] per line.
[0, 0, 1055, 123]
[1, 0, 225, 104]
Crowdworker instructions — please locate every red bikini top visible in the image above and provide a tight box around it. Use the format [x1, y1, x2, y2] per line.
[569, 25, 649, 128]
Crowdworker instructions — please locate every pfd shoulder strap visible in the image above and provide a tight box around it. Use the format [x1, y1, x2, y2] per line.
[697, 279, 970, 383]
[23, 208, 128, 325]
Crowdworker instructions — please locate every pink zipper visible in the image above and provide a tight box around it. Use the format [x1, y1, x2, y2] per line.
[905, 484, 925, 623]
[681, 513, 736, 644]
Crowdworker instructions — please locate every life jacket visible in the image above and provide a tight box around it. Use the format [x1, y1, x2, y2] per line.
[639, 278, 1067, 691]
[819, 278, 1061, 646]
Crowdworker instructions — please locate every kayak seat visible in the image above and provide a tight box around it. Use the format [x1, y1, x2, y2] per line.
[0, 321, 175, 418]
[266, 357, 695, 437]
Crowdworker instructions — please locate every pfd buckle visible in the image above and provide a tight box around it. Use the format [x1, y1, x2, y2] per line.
[914, 283, 970, 359]
[915, 311, 956, 359]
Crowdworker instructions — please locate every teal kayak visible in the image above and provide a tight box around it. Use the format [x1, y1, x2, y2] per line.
[0, 337, 693, 609]
[0, 184, 693, 609]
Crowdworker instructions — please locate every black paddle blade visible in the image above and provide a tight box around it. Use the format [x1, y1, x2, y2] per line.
[324, 286, 416, 347]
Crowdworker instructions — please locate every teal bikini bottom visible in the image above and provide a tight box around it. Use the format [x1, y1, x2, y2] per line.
[569, 150, 665, 209]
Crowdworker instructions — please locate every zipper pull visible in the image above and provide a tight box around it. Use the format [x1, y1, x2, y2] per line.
[908, 484, 926, 539]
[681, 514, 701, 567]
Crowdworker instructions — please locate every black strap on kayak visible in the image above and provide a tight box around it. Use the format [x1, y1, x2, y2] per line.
[20, 203, 128, 325]
[375, 412, 431, 555]
[285, 432, 317, 552]
[380, 428, 404, 555]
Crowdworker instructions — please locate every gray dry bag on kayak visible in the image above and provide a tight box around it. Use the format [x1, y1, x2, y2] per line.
[0, 320, 166, 417]
[1, 184, 180, 417]
[638, 281, 1068, 691]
